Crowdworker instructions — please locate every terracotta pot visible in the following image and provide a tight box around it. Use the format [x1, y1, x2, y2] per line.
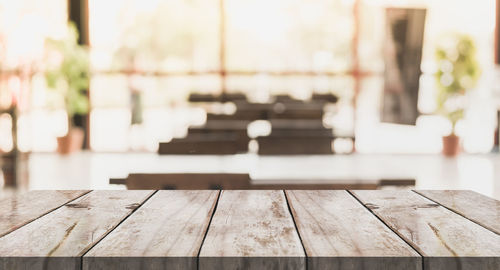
[57, 127, 84, 155]
[442, 134, 460, 157]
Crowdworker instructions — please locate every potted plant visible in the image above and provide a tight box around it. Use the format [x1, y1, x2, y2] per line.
[435, 34, 481, 157]
[45, 23, 89, 154]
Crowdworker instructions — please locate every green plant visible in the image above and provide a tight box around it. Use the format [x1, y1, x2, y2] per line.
[45, 22, 89, 127]
[435, 34, 481, 134]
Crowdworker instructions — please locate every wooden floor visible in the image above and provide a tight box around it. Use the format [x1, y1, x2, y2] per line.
[0, 190, 499, 269]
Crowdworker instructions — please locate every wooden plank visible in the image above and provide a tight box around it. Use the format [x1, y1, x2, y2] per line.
[286, 190, 421, 270]
[199, 190, 305, 270]
[351, 190, 500, 270]
[415, 190, 500, 235]
[83, 190, 219, 270]
[0, 190, 154, 270]
[0, 190, 90, 238]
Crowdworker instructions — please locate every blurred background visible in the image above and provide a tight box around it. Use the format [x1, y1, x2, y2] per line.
[1, 0, 500, 198]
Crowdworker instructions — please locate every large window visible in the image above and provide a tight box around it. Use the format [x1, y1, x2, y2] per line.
[0, 0, 496, 153]
[88, 0, 356, 151]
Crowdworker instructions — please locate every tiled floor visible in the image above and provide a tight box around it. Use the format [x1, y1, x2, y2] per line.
[9, 152, 500, 200]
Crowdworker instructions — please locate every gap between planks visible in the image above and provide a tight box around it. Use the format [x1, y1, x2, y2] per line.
[196, 190, 222, 270]
[0, 190, 92, 239]
[412, 190, 500, 236]
[345, 190, 426, 266]
[78, 190, 159, 269]
[283, 190, 309, 270]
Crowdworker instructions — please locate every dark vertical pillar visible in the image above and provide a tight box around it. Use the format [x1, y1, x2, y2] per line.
[495, 0, 500, 65]
[68, 0, 90, 149]
[495, 0, 500, 149]
[68, 0, 89, 46]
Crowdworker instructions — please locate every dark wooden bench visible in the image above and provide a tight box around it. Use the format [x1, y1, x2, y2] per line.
[257, 119, 334, 155]
[158, 133, 249, 155]
[110, 173, 415, 190]
[311, 93, 339, 103]
[110, 173, 252, 190]
[273, 94, 337, 104]
[187, 120, 250, 152]
[207, 101, 325, 121]
[188, 93, 247, 103]
[257, 135, 334, 155]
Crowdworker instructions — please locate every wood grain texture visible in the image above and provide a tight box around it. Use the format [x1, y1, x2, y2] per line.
[199, 190, 305, 270]
[351, 190, 500, 270]
[285, 190, 421, 270]
[0, 190, 154, 270]
[415, 190, 500, 234]
[0, 190, 90, 237]
[83, 190, 219, 270]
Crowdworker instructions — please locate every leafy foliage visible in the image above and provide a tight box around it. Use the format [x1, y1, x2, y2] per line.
[435, 34, 481, 133]
[45, 23, 89, 123]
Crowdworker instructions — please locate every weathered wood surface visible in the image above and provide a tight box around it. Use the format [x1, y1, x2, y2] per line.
[415, 190, 500, 235]
[199, 190, 305, 270]
[0, 190, 90, 238]
[285, 190, 421, 270]
[351, 190, 500, 270]
[0, 190, 154, 270]
[83, 190, 219, 270]
[0, 190, 499, 270]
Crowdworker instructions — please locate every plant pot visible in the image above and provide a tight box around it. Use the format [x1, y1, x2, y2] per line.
[442, 134, 460, 157]
[57, 127, 84, 155]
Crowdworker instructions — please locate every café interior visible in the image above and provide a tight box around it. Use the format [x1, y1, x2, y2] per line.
[1, 0, 500, 200]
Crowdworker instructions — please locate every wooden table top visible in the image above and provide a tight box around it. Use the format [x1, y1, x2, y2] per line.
[0, 190, 499, 270]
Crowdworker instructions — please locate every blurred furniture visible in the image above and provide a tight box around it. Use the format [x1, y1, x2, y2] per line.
[110, 173, 415, 190]
[311, 93, 339, 103]
[1, 190, 498, 269]
[160, 93, 340, 155]
[208, 100, 327, 121]
[158, 133, 249, 155]
[188, 93, 247, 103]
[257, 135, 333, 155]
[110, 173, 252, 189]
[188, 120, 250, 152]
[257, 120, 334, 155]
